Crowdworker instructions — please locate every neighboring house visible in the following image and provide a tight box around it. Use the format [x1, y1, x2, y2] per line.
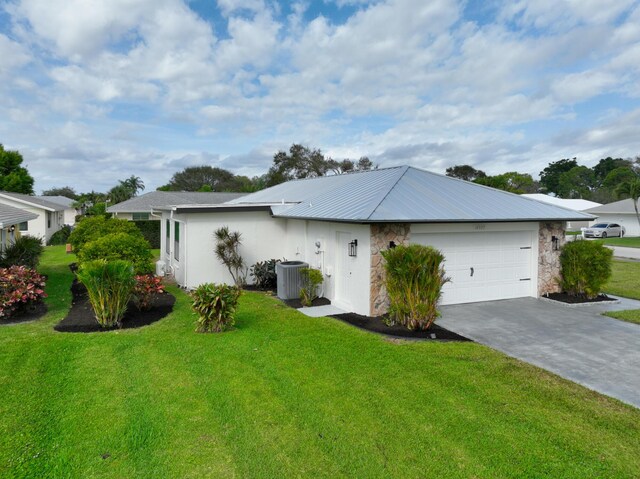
[158, 166, 592, 317]
[521, 194, 601, 231]
[0, 203, 38, 252]
[41, 196, 78, 226]
[107, 191, 246, 220]
[0, 192, 67, 244]
[585, 199, 640, 236]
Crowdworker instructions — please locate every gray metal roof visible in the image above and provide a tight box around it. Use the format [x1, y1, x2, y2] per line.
[41, 196, 75, 208]
[229, 166, 594, 223]
[107, 191, 246, 213]
[0, 191, 66, 211]
[586, 198, 639, 215]
[0, 203, 38, 228]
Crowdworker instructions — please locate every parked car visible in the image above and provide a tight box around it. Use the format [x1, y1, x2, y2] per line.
[583, 223, 625, 238]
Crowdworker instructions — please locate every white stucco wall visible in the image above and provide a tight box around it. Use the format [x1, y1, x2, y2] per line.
[63, 208, 77, 226]
[589, 214, 640, 236]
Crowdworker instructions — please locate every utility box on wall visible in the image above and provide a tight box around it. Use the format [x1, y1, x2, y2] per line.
[276, 261, 309, 300]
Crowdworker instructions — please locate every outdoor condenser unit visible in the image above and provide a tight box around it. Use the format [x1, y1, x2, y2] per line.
[276, 261, 309, 300]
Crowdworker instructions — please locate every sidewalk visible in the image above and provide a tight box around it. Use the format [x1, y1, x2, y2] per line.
[608, 246, 640, 261]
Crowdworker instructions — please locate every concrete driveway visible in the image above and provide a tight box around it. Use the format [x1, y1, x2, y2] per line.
[609, 245, 640, 261]
[439, 297, 640, 408]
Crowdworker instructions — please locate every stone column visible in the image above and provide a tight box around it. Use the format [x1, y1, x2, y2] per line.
[538, 221, 566, 296]
[370, 223, 410, 316]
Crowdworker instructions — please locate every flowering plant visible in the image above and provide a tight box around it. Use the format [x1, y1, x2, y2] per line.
[0, 266, 47, 319]
[133, 274, 165, 310]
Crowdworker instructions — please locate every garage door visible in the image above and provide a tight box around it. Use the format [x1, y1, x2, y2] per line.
[411, 231, 535, 305]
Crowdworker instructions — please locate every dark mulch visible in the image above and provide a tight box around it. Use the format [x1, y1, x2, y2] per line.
[543, 292, 617, 304]
[331, 312, 471, 341]
[0, 302, 48, 326]
[283, 296, 331, 309]
[54, 279, 175, 333]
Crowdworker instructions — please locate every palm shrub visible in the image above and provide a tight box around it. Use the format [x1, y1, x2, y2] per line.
[0, 236, 44, 268]
[299, 268, 323, 307]
[250, 259, 281, 290]
[192, 283, 241, 333]
[77, 232, 154, 274]
[214, 226, 247, 287]
[381, 244, 450, 331]
[559, 240, 612, 299]
[77, 259, 136, 328]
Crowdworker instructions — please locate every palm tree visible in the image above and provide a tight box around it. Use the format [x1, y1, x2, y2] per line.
[119, 175, 145, 197]
[615, 177, 640, 232]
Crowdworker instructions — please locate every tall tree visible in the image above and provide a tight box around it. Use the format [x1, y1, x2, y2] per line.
[539, 158, 578, 195]
[615, 177, 640, 233]
[119, 175, 145, 197]
[445, 164, 487, 182]
[592, 157, 632, 187]
[41, 186, 78, 199]
[160, 166, 243, 191]
[0, 144, 35, 194]
[474, 172, 536, 194]
[327, 157, 376, 175]
[557, 166, 596, 199]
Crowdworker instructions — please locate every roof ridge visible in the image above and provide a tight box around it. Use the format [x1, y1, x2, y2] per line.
[265, 164, 404, 186]
[365, 165, 410, 220]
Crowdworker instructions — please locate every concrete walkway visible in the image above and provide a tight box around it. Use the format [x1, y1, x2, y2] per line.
[609, 245, 640, 260]
[296, 304, 347, 317]
[439, 297, 640, 408]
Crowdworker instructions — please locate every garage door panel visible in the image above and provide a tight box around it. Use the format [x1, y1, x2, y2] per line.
[412, 231, 535, 305]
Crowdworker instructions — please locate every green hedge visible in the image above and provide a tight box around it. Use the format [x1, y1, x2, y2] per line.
[133, 220, 160, 249]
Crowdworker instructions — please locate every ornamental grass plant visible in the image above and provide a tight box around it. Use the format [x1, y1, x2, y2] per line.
[192, 283, 241, 333]
[77, 259, 135, 328]
[381, 244, 450, 331]
[559, 240, 613, 299]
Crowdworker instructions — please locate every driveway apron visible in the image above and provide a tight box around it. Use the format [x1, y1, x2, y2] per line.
[439, 297, 640, 408]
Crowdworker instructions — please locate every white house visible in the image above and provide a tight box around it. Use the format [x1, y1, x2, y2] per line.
[157, 166, 593, 317]
[42, 196, 77, 226]
[585, 199, 640, 236]
[521, 194, 600, 231]
[107, 191, 246, 220]
[0, 192, 67, 243]
[0, 203, 38, 252]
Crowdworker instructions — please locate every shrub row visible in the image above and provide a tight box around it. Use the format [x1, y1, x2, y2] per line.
[133, 220, 160, 249]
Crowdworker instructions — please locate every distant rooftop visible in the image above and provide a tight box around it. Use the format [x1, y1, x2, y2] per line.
[0, 203, 38, 228]
[107, 191, 246, 213]
[521, 194, 601, 212]
[0, 191, 66, 211]
[586, 198, 640, 215]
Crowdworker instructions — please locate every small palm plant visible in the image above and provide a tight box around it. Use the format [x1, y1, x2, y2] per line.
[381, 244, 450, 331]
[214, 226, 247, 287]
[192, 283, 241, 333]
[299, 268, 323, 307]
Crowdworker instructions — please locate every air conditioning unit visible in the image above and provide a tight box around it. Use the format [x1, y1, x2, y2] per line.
[276, 261, 309, 300]
[155, 260, 166, 277]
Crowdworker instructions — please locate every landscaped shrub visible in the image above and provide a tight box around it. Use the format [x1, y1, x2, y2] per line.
[77, 259, 135, 328]
[0, 236, 44, 268]
[133, 220, 160, 249]
[48, 225, 72, 246]
[250, 259, 281, 290]
[0, 266, 47, 319]
[77, 232, 154, 274]
[299, 268, 323, 307]
[214, 226, 247, 287]
[133, 274, 165, 311]
[381, 244, 450, 331]
[69, 216, 143, 255]
[559, 240, 613, 299]
[192, 283, 241, 333]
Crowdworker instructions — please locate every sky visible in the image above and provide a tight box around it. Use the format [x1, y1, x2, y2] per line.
[1, 0, 640, 194]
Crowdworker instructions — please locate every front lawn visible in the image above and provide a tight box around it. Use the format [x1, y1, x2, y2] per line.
[596, 236, 640, 248]
[1, 247, 639, 478]
[605, 260, 640, 300]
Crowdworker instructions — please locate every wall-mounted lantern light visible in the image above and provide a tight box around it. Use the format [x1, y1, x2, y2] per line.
[389, 240, 396, 249]
[348, 239, 358, 257]
[551, 235, 559, 251]
[8, 225, 15, 233]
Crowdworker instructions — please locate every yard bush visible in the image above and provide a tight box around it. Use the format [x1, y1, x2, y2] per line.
[0, 265, 47, 319]
[133, 220, 160, 249]
[559, 240, 613, 299]
[192, 283, 241, 333]
[77, 259, 135, 328]
[77, 232, 154, 274]
[381, 244, 450, 331]
[299, 268, 323, 307]
[69, 216, 143, 255]
[133, 274, 165, 311]
[250, 259, 281, 290]
[0, 236, 44, 268]
[47, 225, 72, 246]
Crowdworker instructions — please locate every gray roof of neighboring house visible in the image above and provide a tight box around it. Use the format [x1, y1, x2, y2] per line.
[222, 165, 594, 223]
[41, 196, 75, 208]
[585, 198, 639, 215]
[0, 203, 38, 228]
[107, 191, 246, 213]
[0, 191, 66, 211]
[521, 194, 601, 211]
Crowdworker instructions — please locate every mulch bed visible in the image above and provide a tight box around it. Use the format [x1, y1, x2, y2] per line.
[54, 279, 175, 333]
[331, 312, 471, 341]
[0, 302, 48, 326]
[543, 292, 616, 304]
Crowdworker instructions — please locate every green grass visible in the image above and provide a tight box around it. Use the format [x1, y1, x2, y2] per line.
[1, 247, 639, 478]
[605, 260, 640, 300]
[596, 237, 640, 248]
[605, 309, 640, 325]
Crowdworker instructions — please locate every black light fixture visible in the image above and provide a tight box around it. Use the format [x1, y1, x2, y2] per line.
[348, 239, 358, 257]
[8, 225, 15, 233]
[389, 241, 396, 249]
[551, 235, 559, 251]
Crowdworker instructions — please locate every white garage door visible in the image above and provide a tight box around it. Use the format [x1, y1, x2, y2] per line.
[412, 231, 535, 305]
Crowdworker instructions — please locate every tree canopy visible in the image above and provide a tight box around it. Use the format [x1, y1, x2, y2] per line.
[159, 166, 250, 192]
[445, 165, 487, 182]
[539, 158, 578, 195]
[41, 186, 78, 200]
[0, 144, 35, 194]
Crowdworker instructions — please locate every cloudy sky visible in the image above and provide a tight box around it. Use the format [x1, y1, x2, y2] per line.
[1, 0, 640, 193]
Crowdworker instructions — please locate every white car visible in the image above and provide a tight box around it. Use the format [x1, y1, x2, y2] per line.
[583, 223, 625, 238]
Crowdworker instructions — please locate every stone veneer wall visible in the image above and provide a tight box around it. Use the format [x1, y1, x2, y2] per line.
[370, 223, 410, 316]
[538, 221, 566, 296]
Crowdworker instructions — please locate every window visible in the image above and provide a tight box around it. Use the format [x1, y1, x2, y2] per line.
[165, 219, 170, 254]
[133, 212, 150, 221]
[174, 222, 180, 261]
[18, 222, 28, 231]
[47, 212, 52, 228]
